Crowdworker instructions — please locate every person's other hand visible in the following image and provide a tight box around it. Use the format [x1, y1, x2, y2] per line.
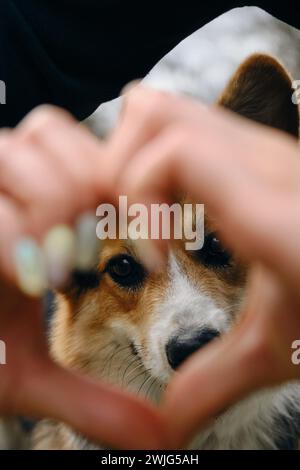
[0, 106, 167, 449]
[106, 85, 300, 447]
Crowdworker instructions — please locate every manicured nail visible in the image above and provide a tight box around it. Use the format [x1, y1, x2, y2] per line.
[14, 238, 47, 297]
[75, 212, 100, 270]
[135, 240, 165, 272]
[128, 226, 165, 272]
[43, 225, 76, 288]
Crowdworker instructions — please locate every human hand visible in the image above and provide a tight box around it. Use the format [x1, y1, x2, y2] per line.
[0, 106, 167, 449]
[105, 58, 300, 447]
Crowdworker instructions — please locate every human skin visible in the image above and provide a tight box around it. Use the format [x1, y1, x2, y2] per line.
[0, 106, 167, 450]
[1, 91, 300, 448]
[106, 85, 300, 446]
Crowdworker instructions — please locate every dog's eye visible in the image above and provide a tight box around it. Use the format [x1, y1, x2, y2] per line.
[194, 233, 232, 268]
[209, 236, 225, 255]
[105, 254, 146, 290]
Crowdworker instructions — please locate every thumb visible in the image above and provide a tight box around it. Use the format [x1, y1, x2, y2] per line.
[163, 268, 286, 448]
[162, 326, 270, 448]
[18, 360, 168, 450]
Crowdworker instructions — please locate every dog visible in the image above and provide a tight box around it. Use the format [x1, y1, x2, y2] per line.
[33, 54, 300, 450]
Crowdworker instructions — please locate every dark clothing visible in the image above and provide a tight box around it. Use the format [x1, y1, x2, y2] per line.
[0, 1, 299, 127]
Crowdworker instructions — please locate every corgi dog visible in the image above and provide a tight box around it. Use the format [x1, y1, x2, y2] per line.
[34, 54, 300, 450]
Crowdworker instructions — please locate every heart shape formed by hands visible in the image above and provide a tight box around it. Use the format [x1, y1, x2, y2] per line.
[0, 282, 168, 449]
[1, 83, 300, 449]
[1, 264, 300, 450]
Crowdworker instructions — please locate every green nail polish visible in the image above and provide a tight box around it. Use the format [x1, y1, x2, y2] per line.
[43, 225, 76, 288]
[75, 212, 100, 270]
[14, 238, 47, 297]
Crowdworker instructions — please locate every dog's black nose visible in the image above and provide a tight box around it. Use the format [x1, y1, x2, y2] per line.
[166, 329, 219, 370]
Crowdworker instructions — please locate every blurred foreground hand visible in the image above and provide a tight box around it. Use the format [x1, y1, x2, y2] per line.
[0, 106, 167, 449]
[106, 84, 300, 447]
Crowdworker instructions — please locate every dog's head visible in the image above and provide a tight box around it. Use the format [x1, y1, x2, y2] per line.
[51, 54, 299, 397]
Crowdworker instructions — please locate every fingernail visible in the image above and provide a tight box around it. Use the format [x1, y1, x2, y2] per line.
[14, 238, 47, 297]
[136, 240, 165, 272]
[75, 212, 100, 270]
[128, 226, 165, 272]
[43, 225, 76, 288]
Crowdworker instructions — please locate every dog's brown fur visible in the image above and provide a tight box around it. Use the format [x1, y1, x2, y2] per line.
[219, 54, 299, 137]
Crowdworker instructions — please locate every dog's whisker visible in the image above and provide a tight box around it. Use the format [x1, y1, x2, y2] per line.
[116, 349, 135, 369]
[125, 369, 149, 388]
[144, 377, 157, 399]
[121, 357, 142, 385]
[137, 373, 155, 396]
[123, 361, 144, 383]
[108, 349, 131, 378]
[101, 344, 130, 378]
[100, 345, 119, 372]
[116, 353, 136, 379]
[105, 350, 134, 383]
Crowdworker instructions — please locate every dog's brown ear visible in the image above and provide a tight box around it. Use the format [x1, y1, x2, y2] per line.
[218, 54, 299, 137]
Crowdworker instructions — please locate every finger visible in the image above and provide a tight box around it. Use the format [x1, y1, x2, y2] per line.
[163, 330, 264, 448]
[0, 275, 167, 449]
[0, 140, 81, 235]
[0, 140, 100, 287]
[17, 105, 108, 204]
[0, 196, 24, 282]
[120, 121, 300, 293]
[18, 359, 168, 450]
[120, 79, 142, 96]
[108, 83, 284, 185]
[107, 86, 206, 182]
[0, 140, 66, 206]
[109, 84, 299, 191]
[119, 124, 259, 258]
[17, 105, 75, 136]
[163, 267, 298, 448]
